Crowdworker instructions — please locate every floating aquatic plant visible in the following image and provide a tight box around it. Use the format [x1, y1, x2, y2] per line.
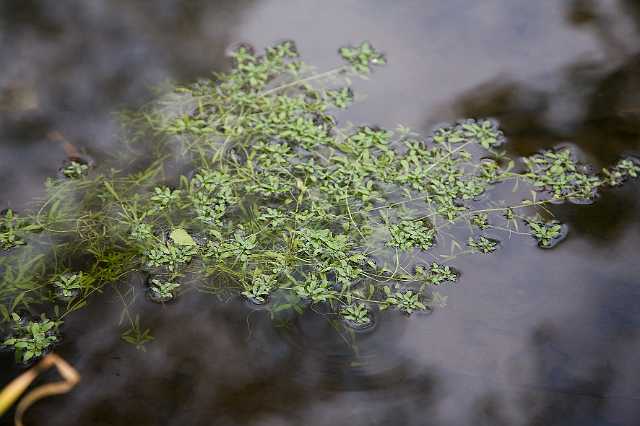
[52, 272, 85, 299]
[61, 161, 89, 179]
[340, 303, 371, 327]
[2, 314, 59, 363]
[468, 236, 499, 254]
[380, 288, 426, 315]
[148, 279, 181, 303]
[526, 219, 565, 248]
[387, 220, 436, 251]
[241, 274, 276, 305]
[0, 41, 638, 362]
[415, 263, 458, 286]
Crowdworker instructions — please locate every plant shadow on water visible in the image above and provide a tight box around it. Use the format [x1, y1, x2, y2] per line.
[2, 1, 640, 426]
[2, 283, 440, 426]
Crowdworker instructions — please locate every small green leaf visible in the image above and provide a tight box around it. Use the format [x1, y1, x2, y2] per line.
[170, 228, 196, 246]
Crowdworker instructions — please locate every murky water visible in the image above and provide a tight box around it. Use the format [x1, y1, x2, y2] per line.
[2, 1, 640, 425]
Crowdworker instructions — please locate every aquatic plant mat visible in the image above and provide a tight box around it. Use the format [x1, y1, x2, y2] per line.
[1, 41, 638, 363]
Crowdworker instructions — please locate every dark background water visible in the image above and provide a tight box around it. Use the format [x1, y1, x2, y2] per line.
[1, 1, 640, 425]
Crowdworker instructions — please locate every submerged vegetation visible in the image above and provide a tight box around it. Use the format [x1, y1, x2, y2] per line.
[1, 41, 638, 363]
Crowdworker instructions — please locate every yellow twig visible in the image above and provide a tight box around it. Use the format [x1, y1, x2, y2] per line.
[0, 353, 80, 426]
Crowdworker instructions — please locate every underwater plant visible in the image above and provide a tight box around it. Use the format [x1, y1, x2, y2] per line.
[0, 40, 638, 362]
[0, 209, 41, 251]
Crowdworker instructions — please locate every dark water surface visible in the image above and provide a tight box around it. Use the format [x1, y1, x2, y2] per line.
[2, 1, 640, 425]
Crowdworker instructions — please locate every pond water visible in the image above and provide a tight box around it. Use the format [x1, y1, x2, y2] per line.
[1, 1, 640, 425]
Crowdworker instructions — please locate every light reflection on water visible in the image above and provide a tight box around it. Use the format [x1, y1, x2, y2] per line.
[1, 1, 640, 425]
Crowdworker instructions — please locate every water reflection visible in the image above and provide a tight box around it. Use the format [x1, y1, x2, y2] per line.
[0, 0, 252, 207]
[2, 1, 640, 425]
[449, 1, 640, 241]
[2, 286, 439, 426]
